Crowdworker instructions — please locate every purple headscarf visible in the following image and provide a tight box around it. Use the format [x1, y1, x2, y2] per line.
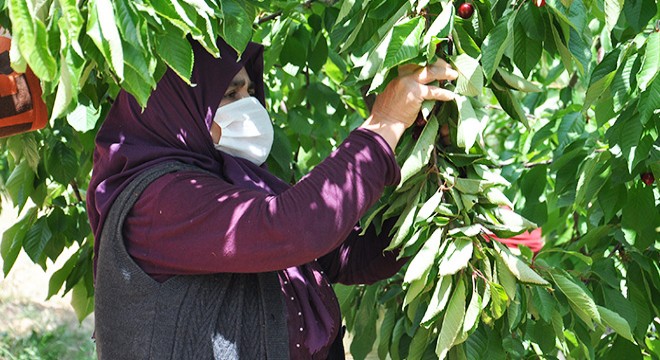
[87, 38, 284, 270]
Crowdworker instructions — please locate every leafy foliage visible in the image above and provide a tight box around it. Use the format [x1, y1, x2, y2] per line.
[0, 0, 659, 358]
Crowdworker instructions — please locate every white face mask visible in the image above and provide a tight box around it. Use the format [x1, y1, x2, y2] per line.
[213, 97, 274, 165]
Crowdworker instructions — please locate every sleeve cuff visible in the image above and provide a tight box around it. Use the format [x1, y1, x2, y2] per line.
[351, 127, 402, 186]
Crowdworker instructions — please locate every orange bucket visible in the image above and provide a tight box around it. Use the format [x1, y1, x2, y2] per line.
[0, 35, 48, 138]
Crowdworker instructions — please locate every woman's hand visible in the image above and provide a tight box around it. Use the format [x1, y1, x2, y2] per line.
[360, 59, 458, 151]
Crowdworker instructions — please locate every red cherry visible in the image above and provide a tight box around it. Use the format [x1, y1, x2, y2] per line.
[457, 3, 475, 19]
[641, 172, 655, 185]
[534, 0, 546, 6]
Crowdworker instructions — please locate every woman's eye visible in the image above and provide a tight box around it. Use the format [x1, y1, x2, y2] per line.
[223, 91, 236, 99]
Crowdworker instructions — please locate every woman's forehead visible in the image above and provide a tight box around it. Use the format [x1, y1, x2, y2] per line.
[228, 67, 252, 88]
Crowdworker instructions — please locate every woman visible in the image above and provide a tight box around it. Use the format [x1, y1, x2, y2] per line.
[88, 38, 457, 359]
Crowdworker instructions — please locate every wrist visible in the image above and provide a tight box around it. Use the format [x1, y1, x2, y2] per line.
[359, 115, 407, 151]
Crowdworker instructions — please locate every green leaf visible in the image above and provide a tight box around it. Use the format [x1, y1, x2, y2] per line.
[67, 102, 102, 133]
[435, 278, 466, 359]
[551, 309, 566, 343]
[551, 273, 601, 327]
[123, 40, 156, 84]
[622, 0, 656, 33]
[378, 307, 397, 359]
[408, 326, 430, 360]
[383, 17, 425, 70]
[568, 28, 590, 75]
[47, 251, 79, 299]
[8, 0, 57, 80]
[574, 152, 611, 208]
[45, 142, 79, 185]
[1, 208, 37, 276]
[549, 17, 573, 71]
[422, 1, 453, 47]
[71, 279, 94, 322]
[415, 189, 444, 223]
[611, 50, 637, 113]
[489, 282, 508, 319]
[484, 188, 513, 208]
[492, 88, 529, 129]
[87, 0, 124, 80]
[358, 25, 393, 82]
[453, 54, 483, 97]
[531, 286, 556, 323]
[155, 26, 193, 84]
[23, 216, 52, 263]
[280, 30, 308, 68]
[6, 134, 40, 172]
[452, 177, 493, 195]
[565, 0, 588, 34]
[492, 241, 549, 285]
[403, 227, 443, 303]
[350, 286, 379, 359]
[517, 3, 545, 41]
[421, 275, 453, 326]
[481, 13, 515, 81]
[639, 77, 660, 125]
[123, 64, 155, 108]
[398, 115, 439, 187]
[462, 283, 482, 333]
[597, 306, 635, 343]
[497, 68, 542, 92]
[604, 0, 624, 33]
[456, 95, 481, 152]
[308, 33, 329, 73]
[583, 48, 620, 111]
[637, 31, 659, 91]
[387, 189, 422, 251]
[495, 256, 517, 301]
[59, 0, 85, 42]
[5, 161, 36, 213]
[621, 182, 657, 250]
[335, 0, 358, 26]
[389, 318, 406, 360]
[114, 0, 144, 48]
[513, 25, 542, 78]
[220, 0, 255, 54]
[51, 52, 76, 120]
[438, 238, 474, 276]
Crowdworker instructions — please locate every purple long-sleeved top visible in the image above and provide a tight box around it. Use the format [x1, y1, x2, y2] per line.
[123, 128, 406, 358]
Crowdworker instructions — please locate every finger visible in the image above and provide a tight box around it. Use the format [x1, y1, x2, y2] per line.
[431, 58, 452, 69]
[413, 64, 459, 84]
[420, 85, 456, 101]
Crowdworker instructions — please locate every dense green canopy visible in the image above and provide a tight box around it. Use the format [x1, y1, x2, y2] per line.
[0, 0, 658, 358]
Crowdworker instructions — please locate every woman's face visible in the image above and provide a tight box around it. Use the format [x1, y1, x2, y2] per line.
[210, 67, 255, 144]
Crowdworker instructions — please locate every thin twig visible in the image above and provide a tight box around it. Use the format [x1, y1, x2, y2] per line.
[484, 104, 537, 120]
[70, 180, 83, 203]
[523, 159, 553, 168]
[257, 0, 315, 24]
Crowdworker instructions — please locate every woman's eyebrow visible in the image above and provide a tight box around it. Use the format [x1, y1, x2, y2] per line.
[228, 78, 253, 89]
